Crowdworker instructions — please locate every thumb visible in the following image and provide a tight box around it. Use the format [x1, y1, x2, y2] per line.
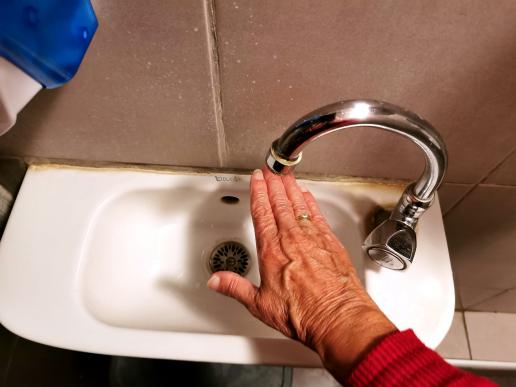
[207, 272, 258, 307]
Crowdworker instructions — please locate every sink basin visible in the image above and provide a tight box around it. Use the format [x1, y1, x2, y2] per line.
[0, 165, 454, 365]
[82, 181, 364, 338]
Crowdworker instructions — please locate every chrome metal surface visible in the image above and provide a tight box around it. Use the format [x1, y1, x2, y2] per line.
[364, 219, 417, 270]
[266, 99, 448, 270]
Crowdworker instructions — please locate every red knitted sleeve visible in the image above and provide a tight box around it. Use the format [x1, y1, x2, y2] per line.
[348, 330, 496, 386]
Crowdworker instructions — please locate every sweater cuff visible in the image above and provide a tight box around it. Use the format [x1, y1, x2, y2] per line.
[348, 329, 492, 386]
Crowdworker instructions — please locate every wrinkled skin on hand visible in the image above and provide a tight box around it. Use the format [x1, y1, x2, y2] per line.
[207, 168, 395, 379]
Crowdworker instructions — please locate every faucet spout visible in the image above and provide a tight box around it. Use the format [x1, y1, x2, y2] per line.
[266, 99, 448, 270]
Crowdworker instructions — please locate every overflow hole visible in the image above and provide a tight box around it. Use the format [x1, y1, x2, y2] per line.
[220, 195, 240, 205]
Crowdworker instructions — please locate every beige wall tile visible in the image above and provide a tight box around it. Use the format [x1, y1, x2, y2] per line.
[0, 0, 220, 168]
[445, 185, 516, 295]
[215, 0, 516, 183]
[465, 311, 516, 362]
[485, 150, 516, 186]
[460, 286, 506, 310]
[454, 281, 463, 311]
[469, 288, 516, 313]
[438, 183, 471, 214]
[436, 312, 470, 359]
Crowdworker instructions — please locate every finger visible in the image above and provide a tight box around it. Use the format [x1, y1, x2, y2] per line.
[251, 169, 289, 273]
[301, 189, 332, 231]
[207, 272, 258, 307]
[250, 169, 278, 243]
[262, 167, 299, 232]
[281, 173, 312, 221]
[302, 189, 349, 254]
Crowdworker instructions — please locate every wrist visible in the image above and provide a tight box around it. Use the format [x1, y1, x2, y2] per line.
[315, 304, 396, 380]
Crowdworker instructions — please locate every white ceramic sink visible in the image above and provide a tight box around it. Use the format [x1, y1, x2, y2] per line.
[0, 165, 455, 365]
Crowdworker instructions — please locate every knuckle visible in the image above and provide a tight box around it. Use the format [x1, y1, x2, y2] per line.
[256, 222, 277, 238]
[278, 226, 300, 244]
[253, 190, 268, 201]
[272, 199, 290, 211]
[285, 224, 301, 236]
[273, 205, 293, 219]
[259, 237, 281, 257]
[292, 202, 307, 212]
[251, 192, 268, 206]
[251, 203, 269, 219]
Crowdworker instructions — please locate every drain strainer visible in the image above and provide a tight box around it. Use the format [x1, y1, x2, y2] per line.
[209, 241, 250, 276]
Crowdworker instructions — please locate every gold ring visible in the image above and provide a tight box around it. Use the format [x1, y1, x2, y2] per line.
[296, 213, 311, 222]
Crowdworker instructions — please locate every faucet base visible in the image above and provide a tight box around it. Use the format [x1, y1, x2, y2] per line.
[266, 143, 302, 174]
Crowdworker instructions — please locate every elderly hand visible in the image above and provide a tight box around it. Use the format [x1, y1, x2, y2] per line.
[207, 168, 395, 378]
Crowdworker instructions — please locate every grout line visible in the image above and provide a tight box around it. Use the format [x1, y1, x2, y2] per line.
[442, 183, 477, 217]
[465, 283, 516, 310]
[444, 147, 516, 216]
[204, 0, 228, 168]
[461, 312, 473, 360]
[464, 289, 509, 310]
[479, 147, 516, 184]
[474, 182, 516, 189]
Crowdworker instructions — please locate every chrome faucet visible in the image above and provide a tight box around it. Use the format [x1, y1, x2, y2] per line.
[266, 99, 447, 270]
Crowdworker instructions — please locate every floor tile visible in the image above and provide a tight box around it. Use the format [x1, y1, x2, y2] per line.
[436, 312, 470, 359]
[292, 367, 340, 387]
[465, 311, 516, 362]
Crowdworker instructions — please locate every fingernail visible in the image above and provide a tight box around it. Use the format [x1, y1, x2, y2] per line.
[207, 275, 220, 290]
[253, 169, 264, 180]
[299, 184, 309, 193]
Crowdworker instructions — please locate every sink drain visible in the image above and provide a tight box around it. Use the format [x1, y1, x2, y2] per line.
[209, 241, 250, 276]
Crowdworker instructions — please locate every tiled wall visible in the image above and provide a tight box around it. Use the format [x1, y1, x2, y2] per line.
[0, 1, 515, 312]
[437, 311, 516, 367]
[444, 165, 516, 313]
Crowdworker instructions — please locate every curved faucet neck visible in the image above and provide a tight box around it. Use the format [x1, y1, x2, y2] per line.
[267, 100, 447, 201]
[266, 99, 448, 270]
